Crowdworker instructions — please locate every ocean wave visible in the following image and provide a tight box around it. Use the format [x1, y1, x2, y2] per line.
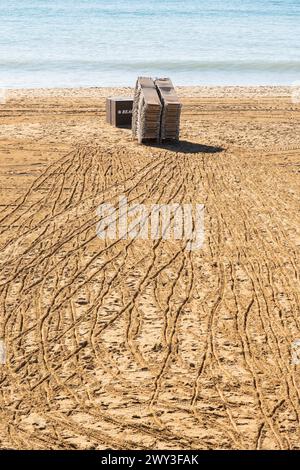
[1, 59, 300, 72]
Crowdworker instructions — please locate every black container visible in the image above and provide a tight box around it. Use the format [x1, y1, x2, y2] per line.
[106, 97, 133, 128]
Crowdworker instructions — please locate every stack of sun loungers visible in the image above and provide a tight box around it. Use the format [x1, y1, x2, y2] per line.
[132, 77, 162, 144]
[155, 78, 181, 142]
[132, 76, 181, 144]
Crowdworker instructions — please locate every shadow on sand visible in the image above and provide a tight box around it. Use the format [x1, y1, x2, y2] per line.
[144, 140, 224, 154]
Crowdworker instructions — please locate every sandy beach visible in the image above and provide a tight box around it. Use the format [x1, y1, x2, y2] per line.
[0, 86, 300, 450]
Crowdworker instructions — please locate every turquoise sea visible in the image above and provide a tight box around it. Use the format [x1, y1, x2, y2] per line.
[0, 0, 300, 87]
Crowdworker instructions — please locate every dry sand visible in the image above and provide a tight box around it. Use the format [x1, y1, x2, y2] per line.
[0, 86, 300, 450]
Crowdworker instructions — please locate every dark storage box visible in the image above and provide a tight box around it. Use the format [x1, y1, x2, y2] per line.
[106, 97, 133, 128]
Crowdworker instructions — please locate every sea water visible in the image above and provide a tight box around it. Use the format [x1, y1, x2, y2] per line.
[0, 0, 299, 88]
